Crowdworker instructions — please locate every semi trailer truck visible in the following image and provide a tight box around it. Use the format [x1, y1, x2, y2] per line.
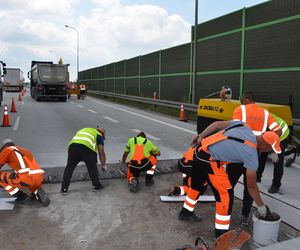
[3, 68, 24, 92]
[29, 61, 69, 102]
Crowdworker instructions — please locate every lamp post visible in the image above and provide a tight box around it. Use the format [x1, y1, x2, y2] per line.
[49, 50, 58, 63]
[65, 25, 79, 82]
[192, 0, 198, 104]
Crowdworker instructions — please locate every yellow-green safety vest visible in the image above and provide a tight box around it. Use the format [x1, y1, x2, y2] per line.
[272, 113, 289, 141]
[69, 128, 102, 152]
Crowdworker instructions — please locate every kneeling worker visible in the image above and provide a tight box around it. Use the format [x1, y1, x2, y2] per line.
[0, 139, 50, 206]
[168, 144, 207, 196]
[122, 131, 160, 192]
[61, 126, 107, 194]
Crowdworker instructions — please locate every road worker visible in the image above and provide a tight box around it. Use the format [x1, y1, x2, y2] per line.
[0, 139, 50, 206]
[178, 120, 280, 238]
[219, 85, 232, 101]
[168, 144, 207, 196]
[121, 131, 160, 192]
[61, 126, 107, 194]
[79, 84, 86, 99]
[256, 113, 290, 194]
[232, 91, 282, 225]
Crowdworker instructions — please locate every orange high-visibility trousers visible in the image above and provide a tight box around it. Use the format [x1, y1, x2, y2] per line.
[127, 155, 157, 182]
[0, 171, 44, 196]
[183, 149, 233, 237]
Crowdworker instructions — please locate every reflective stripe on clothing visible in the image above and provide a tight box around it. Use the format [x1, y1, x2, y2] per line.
[272, 113, 290, 141]
[215, 213, 231, 230]
[69, 128, 102, 153]
[233, 104, 281, 134]
[146, 165, 156, 175]
[10, 146, 27, 170]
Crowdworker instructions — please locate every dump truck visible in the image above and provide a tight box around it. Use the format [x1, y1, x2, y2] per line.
[29, 61, 69, 102]
[3, 68, 24, 92]
[0, 60, 7, 106]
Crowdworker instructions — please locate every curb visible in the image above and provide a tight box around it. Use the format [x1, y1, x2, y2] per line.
[43, 159, 179, 184]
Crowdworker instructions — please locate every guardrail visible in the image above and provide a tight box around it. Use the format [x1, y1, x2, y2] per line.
[88, 90, 300, 127]
[88, 90, 198, 112]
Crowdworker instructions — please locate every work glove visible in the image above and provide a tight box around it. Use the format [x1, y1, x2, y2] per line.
[270, 153, 279, 163]
[255, 205, 280, 221]
[255, 205, 267, 218]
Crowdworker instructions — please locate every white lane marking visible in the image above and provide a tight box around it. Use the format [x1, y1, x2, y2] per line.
[77, 105, 83, 108]
[88, 109, 98, 114]
[89, 98, 195, 134]
[132, 129, 160, 141]
[13, 116, 20, 131]
[104, 116, 119, 123]
[70, 101, 74, 104]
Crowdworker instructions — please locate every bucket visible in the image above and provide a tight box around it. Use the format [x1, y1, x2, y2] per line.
[252, 214, 281, 246]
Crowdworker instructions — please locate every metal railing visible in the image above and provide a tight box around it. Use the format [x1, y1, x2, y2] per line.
[88, 90, 300, 127]
[88, 90, 198, 112]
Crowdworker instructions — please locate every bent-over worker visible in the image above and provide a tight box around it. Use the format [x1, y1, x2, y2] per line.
[178, 120, 280, 238]
[61, 126, 107, 194]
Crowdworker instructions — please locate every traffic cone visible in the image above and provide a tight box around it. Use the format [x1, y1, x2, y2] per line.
[10, 97, 17, 113]
[18, 92, 22, 101]
[2, 104, 11, 127]
[178, 104, 188, 122]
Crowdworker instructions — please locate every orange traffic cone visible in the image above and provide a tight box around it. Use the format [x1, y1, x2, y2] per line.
[178, 104, 188, 122]
[18, 92, 22, 101]
[2, 104, 11, 127]
[10, 97, 17, 112]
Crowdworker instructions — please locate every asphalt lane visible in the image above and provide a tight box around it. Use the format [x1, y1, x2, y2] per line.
[0, 90, 197, 168]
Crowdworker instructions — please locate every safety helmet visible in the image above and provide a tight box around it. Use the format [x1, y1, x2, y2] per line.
[0, 138, 13, 151]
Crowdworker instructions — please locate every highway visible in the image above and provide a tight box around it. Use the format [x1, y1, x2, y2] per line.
[0, 90, 197, 168]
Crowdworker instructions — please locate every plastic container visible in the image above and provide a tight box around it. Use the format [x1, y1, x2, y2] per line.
[252, 214, 281, 245]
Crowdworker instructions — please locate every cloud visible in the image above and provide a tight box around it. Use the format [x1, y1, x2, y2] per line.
[0, 0, 191, 81]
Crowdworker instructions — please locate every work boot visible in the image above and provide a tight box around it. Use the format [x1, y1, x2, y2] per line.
[145, 178, 154, 186]
[268, 185, 280, 194]
[14, 192, 29, 205]
[36, 188, 50, 207]
[61, 188, 68, 195]
[178, 209, 201, 222]
[93, 184, 104, 192]
[129, 178, 138, 193]
[240, 215, 249, 226]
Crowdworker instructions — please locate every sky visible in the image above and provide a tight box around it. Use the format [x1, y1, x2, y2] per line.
[0, 0, 267, 82]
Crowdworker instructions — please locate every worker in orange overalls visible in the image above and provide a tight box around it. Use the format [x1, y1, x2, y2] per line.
[232, 91, 282, 225]
[178, 120, 280, 238]
[168, 144, 207, 196]
[121, 131, 160, 192]
[0, 139, 50, 206]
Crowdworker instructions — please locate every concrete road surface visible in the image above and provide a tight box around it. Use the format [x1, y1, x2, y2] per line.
[0, 173, 299, 250]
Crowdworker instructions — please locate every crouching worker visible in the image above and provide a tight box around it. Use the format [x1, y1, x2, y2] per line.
[178, 121, 280, 238]
[168, 145, 207, 196]
[122, 132, 160, 192]
[0, 139, 50, 206]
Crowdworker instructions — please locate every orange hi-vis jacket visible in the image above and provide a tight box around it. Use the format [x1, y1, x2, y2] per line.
[200, 124, 257, 155]
[0, 146, 44, 175]
[182, 146, 196, 165]
[233, 103, 281, 136]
